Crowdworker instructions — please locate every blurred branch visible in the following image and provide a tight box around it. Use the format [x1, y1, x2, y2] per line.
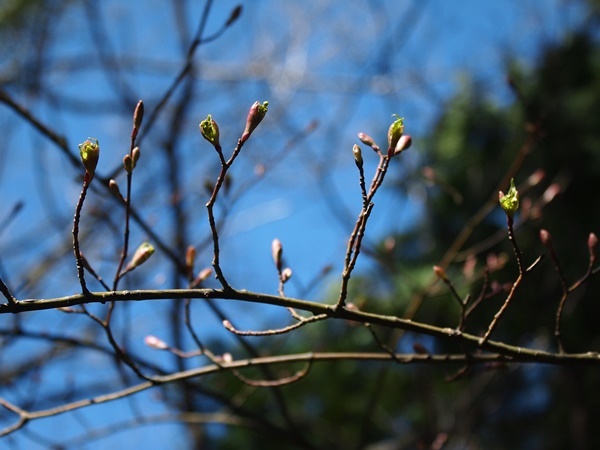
[0, 349, 561, 438]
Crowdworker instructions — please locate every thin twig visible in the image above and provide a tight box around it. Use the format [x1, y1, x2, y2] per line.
[232, 362, 311, 387]
[0, 277, 16, 304]
[223, 314, 328, 337]
[73, 178, 91, 294]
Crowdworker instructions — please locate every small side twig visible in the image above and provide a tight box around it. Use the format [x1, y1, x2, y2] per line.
[337, 118, 411, 310]
[223, 314, 328, 337]
[232, 362, 311, 387]
[0, 277, 16, 305]
[547, 231, 598, 353]
[433, 265, 467, 330]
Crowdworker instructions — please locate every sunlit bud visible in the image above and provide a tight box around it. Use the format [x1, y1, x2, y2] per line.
[124, 242, 155, 273]
[527, 169, 545, 187]
[192, 267, 213, 287]
[222, 319, 233, 331]
[499, 178, 519, 217]
[185, 245, 196, 275]
[123, 154, 133, 173]
[222, 352, 233, 363]
[352, 144, 363, 168]
[588, 232, 598, 260]
[539, 229, 552, 247]
[358, 132, 376, 148]
[132, 100, 144, 139]
[393, 135, 412, 155]
[109, 179, 124, 201]
[281, 267, 293, 283]
[144, 335, 168, 350]
[387, 114, 404, 152]
[225, 5, 243, 27]
[199, 114, 221, 148]
[433, 265, 448, 281]
[542, 183, 561, 204]
[241, 101, 269, 143]
[271, 238, 283, 271]
[78, 138, 100, 180]
[132, 147, 141, 167]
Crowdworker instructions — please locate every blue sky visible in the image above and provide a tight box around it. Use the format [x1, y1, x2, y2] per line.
[0, 0, 590, 447]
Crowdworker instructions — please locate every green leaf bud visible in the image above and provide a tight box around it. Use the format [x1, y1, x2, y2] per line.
[78, 138, 100, 180]
[199, 114, 221, 148]
[124, 242, 155, 274]
[499, 178, 519, 217]
[387, 114, 404, 153]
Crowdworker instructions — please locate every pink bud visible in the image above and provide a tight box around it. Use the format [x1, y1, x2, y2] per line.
[144, 335, 168, 350]
[433, 265, 448, 281]
[526, 169, 545, 187]
[539, 229, 552, 247]
[271, 238, 283, 271]
[132, 100, 144, 139]
[281, 267, 293, 283]
[357, 132, 376, 148]
[393, 135, 412, 155]
[241, 101, 268, 143]
[185, 246, 196, 276]
[542, 183, 561, 204]
[588, 232, 598, 259]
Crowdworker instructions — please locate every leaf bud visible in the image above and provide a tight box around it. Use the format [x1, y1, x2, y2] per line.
[241, 101, 268, 143]
[78, 138, 100, 180]
[539, 229, 552, 247]
[124, 242, 155, 274]
[281, 267, 293, 283]
[225, 5, 243, 27]
[271, 238, 283, 271]
[123, 154, 133, 173]
[588, 232, 598, 260]
[185, 245, 196, 276]
[132, 146, 141, 167]
[192, 267, 213, 288]
[393, 134, 412, 155]
[499, 178, 519, 217]
[199, 114, 221, 148]
[144, 335, 168, 350]
[433, 265, 449, 281]
[108, 179, 124, 201]
[358, 132, 376, 148]
[132, 100, 144, 139]
[352, 144, 363, 168]
[387, 114, 404, 153]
